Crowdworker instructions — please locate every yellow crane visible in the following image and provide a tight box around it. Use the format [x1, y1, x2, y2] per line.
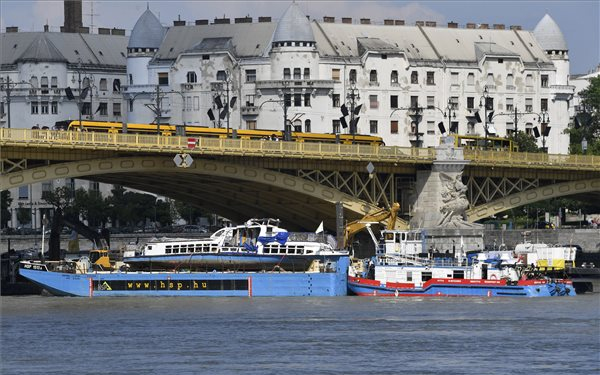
[342, 202, 401, 249]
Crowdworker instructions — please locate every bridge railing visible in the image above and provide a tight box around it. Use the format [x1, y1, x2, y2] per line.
[464, 149, 598, 170]
[1, 128, 435, 162]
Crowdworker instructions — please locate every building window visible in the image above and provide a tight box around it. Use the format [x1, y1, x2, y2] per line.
[506, 122, 514, 135]
[332, 68, 340, 81]
[41, 181, 53, 200]
[541, 98, 548, 111]
[305, 119, 311, 132]
[41, 76, 49, 94]
[51, 101, 58, 114]
[89, 181, 100, 195]
[369, 95, 378, 109]
[304, 93, 311, 107]
[51, 76, 58, 89]
[370, 70, 378, 83]
[246, 120, 257, 130]
[202, 55, 210, 60]
[427, 121, 435, 135]
[304, 68, 310, 80]
[332, 119, 340, 133]
[426, 71, 434, 85]
[98, 102, 108, 116]
[485, 97, 494, 111]
[194, 96, 199, 111]
[369, 120, 378, 134]
[450, 97, 459, 110]
[390, 120, 398, 134]
[158, 72, 169, 85]
[99, 78, 107, 91]
[467, 97, 474, 109]
[283, 68, 291, 80]
[216, 70, 226, 81]
[451, 72, 459, 85]
[246, 94, 255, 106]
[391, 70, 398, 84]
[293, 119, 302, 132]
[41, 101, 49, 114]
[467, 73, 474, 86]
[113, 102, 121, 116]
[113, 79, 121, 92]
[241, 70, 254, 83]
[507, 74, 514, 87]
[332, 94, 340, 107]
[19, 185, 29, 200]
[411, 71, 418, 84]
[427, 96, 434, 109]
[349, 69, 357, 83]
[410, 96, 419, 108]
[487, 73, 494, 85]
[390, 95, 398, 109]
[541, 75, 548, 88]
[526, 74, 533, 86]
[31, 102, 39, 114]
[506, 98, 514, 112]
[129, 74, 133, 85]
[187, 71, 197, 83]
[282, 94, 291, 107]
[293, 68, 301, 80]
[82, 102, 91, 115]
[294, 94, 302, 107]
[525, 98, 533, 112]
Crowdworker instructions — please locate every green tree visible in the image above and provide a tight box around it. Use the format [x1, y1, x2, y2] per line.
[0, 190, 12, 228]
[567, 75, 600, 155]
[174, 201, 206, 225]
[511, 132, 540, 153]
[72, 188, 109, 228]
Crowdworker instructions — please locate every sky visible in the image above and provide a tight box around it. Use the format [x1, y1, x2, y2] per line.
[1, 0, 598, 74]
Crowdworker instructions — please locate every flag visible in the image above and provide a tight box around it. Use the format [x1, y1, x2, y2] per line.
[315, 221, 324, 234]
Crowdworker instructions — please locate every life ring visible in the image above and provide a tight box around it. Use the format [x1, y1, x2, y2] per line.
[489, 274, 498, 280]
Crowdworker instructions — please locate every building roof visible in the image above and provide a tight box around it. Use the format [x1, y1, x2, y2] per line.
[533, 14, 567, 51]
[1, 32, 128, 68]
[272, 2, 315, 43]
[128, 9, 166, 49]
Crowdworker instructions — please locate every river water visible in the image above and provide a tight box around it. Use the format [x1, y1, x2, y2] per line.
[1, 294, 599, 375]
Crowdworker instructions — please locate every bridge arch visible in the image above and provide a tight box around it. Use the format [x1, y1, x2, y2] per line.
[466, 178, 600, 222]
[2, 156, 407, 230]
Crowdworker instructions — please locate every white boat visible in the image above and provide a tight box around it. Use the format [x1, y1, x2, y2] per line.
[123, 218, 346, 272]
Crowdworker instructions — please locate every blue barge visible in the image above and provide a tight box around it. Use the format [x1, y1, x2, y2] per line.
[19, 256, 349, 297]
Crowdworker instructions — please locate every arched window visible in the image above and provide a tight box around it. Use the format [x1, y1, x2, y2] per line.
[391, 70, 398, 84]
[349, 69, 357, 83]
[467, 73, 474, 85]
[411, 71, 418, 84]
[304, 119, 311, 133]
[293, 119, 302, 132]
[187, 71, 197, 83]
[370, 70, 378, 83]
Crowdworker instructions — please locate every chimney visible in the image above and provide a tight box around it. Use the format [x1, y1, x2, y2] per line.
[44, 24, 49, 32]
[258, 16, 271, 23]
[510, 25, 522, 30]
[384, 19, 394, 26]
[466, 23, 476, 29]
[323, 16, 335, 23]
[98, 27, 110, 35]
[395, 20, 405, 25]
[6, 26, 19, 33]
[63, 0, 83, 33]
[478, 23, 489, 29]
[493, 24, 505, 30]
[195, 19, 209, 25]
[342, 17, 352, 24]
[235, 17, 252, 23]
[111, 28, 125, 36]
[448, 21, 458, 28]
[425, 21, 436, 27]
[360, 18, 370, 25]
[415, 21, 425, 26]
[213, 18, 230, 24]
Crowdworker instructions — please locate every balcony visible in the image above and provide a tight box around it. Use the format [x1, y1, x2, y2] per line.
[241, 105, 259, 116]
[550, 84, 575, 100]
[181, 83, 202, 91]
[255, 79, 335, 90]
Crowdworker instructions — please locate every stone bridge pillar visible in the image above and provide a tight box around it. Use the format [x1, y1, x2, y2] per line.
[410, 137, 482, 230]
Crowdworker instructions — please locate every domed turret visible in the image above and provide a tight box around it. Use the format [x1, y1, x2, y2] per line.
[128, 8, 166, 52]
[272, 2, 315, 47]
[533, 14, 567, 52]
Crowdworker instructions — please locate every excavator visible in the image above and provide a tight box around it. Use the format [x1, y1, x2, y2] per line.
[342, 202, 403, 250]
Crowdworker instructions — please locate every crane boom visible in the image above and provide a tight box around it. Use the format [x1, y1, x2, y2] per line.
[342, 202, 400, 249]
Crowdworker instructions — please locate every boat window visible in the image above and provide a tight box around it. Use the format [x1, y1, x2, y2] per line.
[147, 246, 152, 251]
[406, 271, 412, 281]
[453, 270, 464, 279]
[422, 272, 432, 282]
[401, 233, 406, 241]
[306, 250, 314, 254]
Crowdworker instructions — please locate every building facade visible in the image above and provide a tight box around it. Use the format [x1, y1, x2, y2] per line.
[126, 3, 574, 154]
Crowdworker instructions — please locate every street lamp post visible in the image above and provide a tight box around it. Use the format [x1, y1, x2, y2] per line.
[390, 105, 423, 148]
[443, 99, 456, 134]
[538, 110, 550, 153]
[479, 85, 492, 148]
[346, 82, 360, 143]
[582, 137, 588, 154]
[0, 76, 34, 128]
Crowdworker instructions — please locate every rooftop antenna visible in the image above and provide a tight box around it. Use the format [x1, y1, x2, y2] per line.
[85, 0, 99, 33]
